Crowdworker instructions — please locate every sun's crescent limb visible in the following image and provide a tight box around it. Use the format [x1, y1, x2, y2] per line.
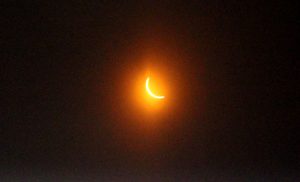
[146, 77, 165, 99]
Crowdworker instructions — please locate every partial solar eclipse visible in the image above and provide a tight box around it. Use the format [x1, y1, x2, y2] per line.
[145, 77, 165, 99]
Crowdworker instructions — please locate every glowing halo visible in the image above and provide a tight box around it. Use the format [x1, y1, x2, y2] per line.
[145, 77, 165, 99]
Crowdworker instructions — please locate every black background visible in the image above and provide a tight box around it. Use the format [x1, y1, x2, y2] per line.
[1, 1, 298, 181]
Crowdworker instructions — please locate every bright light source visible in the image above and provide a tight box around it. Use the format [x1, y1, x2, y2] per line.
[145, 77, 165, 99]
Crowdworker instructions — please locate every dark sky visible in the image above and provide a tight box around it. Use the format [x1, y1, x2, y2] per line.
[1, 1, 298, 181]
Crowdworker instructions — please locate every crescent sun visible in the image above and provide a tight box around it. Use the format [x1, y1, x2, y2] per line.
[145, 77, 165, 99]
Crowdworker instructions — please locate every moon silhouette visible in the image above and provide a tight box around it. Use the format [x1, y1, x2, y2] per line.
[145, 77, 165, 99]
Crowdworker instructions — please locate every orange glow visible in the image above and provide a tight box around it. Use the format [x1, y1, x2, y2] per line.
[145, 77, 165, 99]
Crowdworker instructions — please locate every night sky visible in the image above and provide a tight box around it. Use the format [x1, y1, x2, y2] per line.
[1, 1, 298, 181]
